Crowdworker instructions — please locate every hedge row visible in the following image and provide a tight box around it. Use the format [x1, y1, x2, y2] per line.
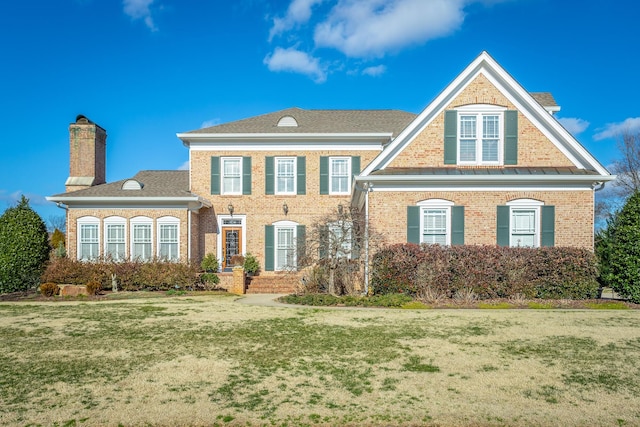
[370, 244, 599, 300]
[42, 257, 201, 291]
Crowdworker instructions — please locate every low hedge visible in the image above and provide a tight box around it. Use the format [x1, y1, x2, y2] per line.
[370, 244, 599, 300]
[42, 257, 201, 291]
[280, 293, 413, 307]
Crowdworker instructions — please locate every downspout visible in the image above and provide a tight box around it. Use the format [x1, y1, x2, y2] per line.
[363, 182, 372, 295]
[188, 210, 192, 262]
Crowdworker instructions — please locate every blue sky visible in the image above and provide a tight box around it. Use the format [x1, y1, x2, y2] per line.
[1, 0, 638, 224]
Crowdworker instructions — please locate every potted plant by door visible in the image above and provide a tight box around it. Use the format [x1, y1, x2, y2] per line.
[243, 253, 260, 276]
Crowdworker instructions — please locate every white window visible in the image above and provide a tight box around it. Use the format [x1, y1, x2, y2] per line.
[78, 216, 100, 260]
[157, 217, 179, 261]
[222, 157, 242, 195]
[276, 157, 296, 194]
[330, 157, 351, 194]
[507, 199, 543, 248]
[418, 199, 453, 246]
[275, 224, 297, 271]
[131, 216, 153, 261]
[104, 217, 126, 261]
[457, 105, 504, 165]
[327, 221, 352, 259]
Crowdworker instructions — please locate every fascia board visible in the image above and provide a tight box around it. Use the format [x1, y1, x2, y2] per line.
[356, 173, 616, 186]
[178, 132, 392, 146]
[188, 141, 385, 152]
[46, 196, 212, 209]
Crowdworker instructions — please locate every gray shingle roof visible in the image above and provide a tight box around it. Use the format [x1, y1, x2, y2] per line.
[51, 170, 191, 198]
[185, 107, 417, 138]
[530, 92, 558, 108]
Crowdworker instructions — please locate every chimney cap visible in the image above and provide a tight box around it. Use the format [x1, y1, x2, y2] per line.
[75, 114, 93, 124]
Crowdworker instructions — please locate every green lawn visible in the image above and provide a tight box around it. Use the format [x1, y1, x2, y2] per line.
[1, 294, 639, 426]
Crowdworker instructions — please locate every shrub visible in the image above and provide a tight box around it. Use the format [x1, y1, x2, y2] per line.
[230, 255, 245, 267]
[370, 244, 599, 300]
[201, 272, 220, 289]
[50, 229, 65, 254]
[85, 280, 102, 295]
[0, 196, 50, 293]
[201, 253, 219, 272]
[243, 253, 260, 275]
[40, 282, 60, 297]
[601, 191, 640, 303]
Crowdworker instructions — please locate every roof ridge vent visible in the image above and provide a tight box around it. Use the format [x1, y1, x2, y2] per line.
[122, 179, 144, 190]
[277, 115, 298, 127]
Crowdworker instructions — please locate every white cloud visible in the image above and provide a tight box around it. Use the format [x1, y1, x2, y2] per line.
[269, 0, 326, 41]
[0, 190, 48, 207]
[313, 0, 466, 58]
[362, 64, 386, 76]
[200, 119, 221, 129]
[593, 117, 640, 141]
[123, 0, 158, 31]
[264, 47, 327, 83]
[177, 161, 190, 171]
[557, 117, 590, 135]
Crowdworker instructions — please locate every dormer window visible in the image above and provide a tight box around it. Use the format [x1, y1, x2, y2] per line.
[122, 179, 143, 190]
[277, 116, 298, 127]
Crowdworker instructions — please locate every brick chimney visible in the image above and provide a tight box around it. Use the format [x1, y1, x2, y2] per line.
[65, 115, 106, 192]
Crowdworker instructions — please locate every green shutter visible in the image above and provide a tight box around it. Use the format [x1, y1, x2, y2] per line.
[319, 226, 328, 259]
[210, 156, 220, 195]
[297, 156, 306, 195]
[351, 156, 361, 176]
[296, 225, 306, 268]
[444, 110, 457, 165]
[320, 156, 329, 195]
[265, 225, 274, 271]
[541, 205, 555, 247]
[265, 157, 274, 195]
[451, 206, 465, 245]
[242, 157, 252, 195]
[497, 206, 510, 246]
[504, 110, 518, 165]
[350, 225, 360, 260]
[407, 206, 420, 244]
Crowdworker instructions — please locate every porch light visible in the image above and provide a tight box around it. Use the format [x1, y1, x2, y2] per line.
[228, 203, 234, 217]
[283, 202, 289, 216]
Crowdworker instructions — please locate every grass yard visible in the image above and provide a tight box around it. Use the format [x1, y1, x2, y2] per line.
[1, 295, 639, 426]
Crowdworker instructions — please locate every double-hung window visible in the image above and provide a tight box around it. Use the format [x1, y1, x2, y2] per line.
[457, 106, 504, 165]
[276, 157, 296, 194]
[330, 157, 351, 194]
[418, 200, 453, 245]
[78, 218, 100, 260]
[506, 199, 543, 248]
[131, 217, 153, 261]
[158, 217, 179, 261]
[104, 217, 126, 261]
[276, 226, 296, 270]
[222, 157, 242, 195]
[327, 221, 352, 259]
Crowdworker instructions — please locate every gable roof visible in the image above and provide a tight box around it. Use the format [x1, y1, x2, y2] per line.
[360, 51, 611, 177]
[47, 171, 211, 209]
[180, 108, 416, 139]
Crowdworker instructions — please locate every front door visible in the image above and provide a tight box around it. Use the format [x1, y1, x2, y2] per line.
[222, 227, 242, 271]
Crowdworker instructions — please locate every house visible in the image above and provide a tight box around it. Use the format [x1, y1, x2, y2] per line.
[48, 52, 614, 292]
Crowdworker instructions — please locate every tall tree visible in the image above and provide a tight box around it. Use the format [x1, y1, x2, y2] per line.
[0, 196, 51, 293]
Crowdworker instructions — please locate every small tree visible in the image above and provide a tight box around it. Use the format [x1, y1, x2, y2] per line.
[603, 190, 640, 303]
[0, 196, 51, 293]
[50, 228, 65, 257]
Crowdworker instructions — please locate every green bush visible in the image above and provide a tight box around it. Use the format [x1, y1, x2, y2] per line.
[280, 293, 412, 307]
[39, 282, 60, 297]
[602, 191, 640, 303]
[243, 253, 260, 275]
[201, 272, 220, 287]
[201, 253, 219, 272]
[370, 244, 599, 300]
[0, 196, 50, 293]
[50, 229, 65, 255]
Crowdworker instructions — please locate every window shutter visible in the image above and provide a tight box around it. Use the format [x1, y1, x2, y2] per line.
[351, 156, 361, 176]
[407, 206, 420, 244]
[296, 225, 306, 268]
[265, 157, 274, 195]
[264, 225, 274, 271]
[320, 156, 329, 195]
[541, 205, 555, 247]
[496, 206, 510, 246]
[504, 110, 518, 165]
[210, 156, 220, 195]
[351, 226, 360, 260]
[297, 156, 306, 195]
[242, 157, 252, 195]
[444, 110, 457, 165]
[451, 206, 465, 245]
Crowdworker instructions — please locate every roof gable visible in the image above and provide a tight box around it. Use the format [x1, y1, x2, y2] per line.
[361, 51, 610, 177]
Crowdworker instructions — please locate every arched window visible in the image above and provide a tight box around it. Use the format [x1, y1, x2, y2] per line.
[77, 216, 100, 260]
[130, 216, 153, 261]
[104, 216, 126, 261]
[157, 216, 180, 261]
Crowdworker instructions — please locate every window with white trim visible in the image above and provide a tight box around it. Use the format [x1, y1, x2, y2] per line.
[221, 157, 242, 195]
[330, 157, 351, 194]
[419, 199, 453, 245]
[104, 217, 126, 261]
[78, 216, 100, 260]
[131, 216, 153, 261]
[276, 157, 296, 194]
[276, 225, 296, 271]
[507, 199, 543, 248]
[327, 221, 352, 259]
[157, 217, 179, 261]
[457, 105, 504, 165]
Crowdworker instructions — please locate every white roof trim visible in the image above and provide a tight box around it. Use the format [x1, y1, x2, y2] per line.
[361, 51, 611, 177]
[46, 196, 212, 210]
[356, 173, 615, 185]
